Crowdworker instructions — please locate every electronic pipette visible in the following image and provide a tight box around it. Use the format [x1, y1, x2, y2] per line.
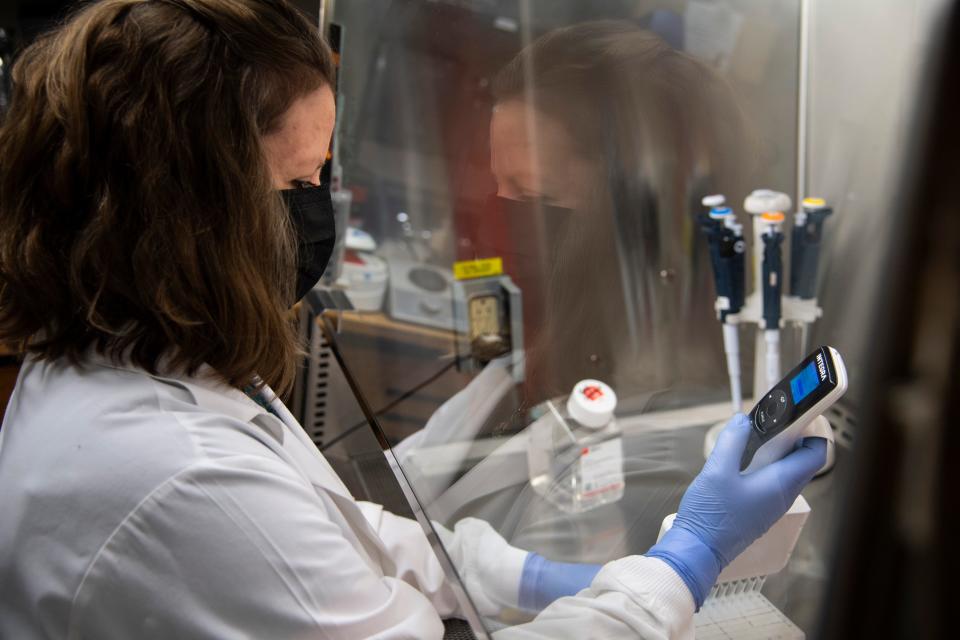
[790, 197, 833, 300]
[698, 195, 746, 412]
[759, 212, 785, 392]
[743, 190, 791, 392]
[740, 345, 847, 473]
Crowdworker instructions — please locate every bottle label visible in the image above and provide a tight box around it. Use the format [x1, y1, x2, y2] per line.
[578, 437, 625, 497]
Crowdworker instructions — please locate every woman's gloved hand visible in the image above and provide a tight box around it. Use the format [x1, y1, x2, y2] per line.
[518, 553, 602, 611]
[435, 517, 530, 617]
[646, 413, 827, 607]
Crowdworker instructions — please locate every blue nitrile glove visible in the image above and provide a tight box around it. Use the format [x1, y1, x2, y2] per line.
[518, 553, 602, 611]
[646, 413, 827, 608]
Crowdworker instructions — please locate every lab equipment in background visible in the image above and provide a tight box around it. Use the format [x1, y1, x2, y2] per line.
[734, 189, 828, 398]
[760, 211, 786, 391]
[339, 228, 389, 312]
[526, 379, 624, 514]
[698, 191, 837, 476]
[791, 198, 834, 352]
[697, 195, 747, 413]
[382, 211, 438, 265]
[321, 187, 353, 287]
[382, 207, 462, 329]
[740, 346, 846, 473]
[386, 259, 460, 330]
[452, 258, 524, 382]
[790, 198, 833, 300]
[701, 194, 726, 208]
[744, 190, 792, 397]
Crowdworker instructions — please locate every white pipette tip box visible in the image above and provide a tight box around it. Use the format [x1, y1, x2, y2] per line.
[658, 495, 810, 639]
[694, 588, 804, 639]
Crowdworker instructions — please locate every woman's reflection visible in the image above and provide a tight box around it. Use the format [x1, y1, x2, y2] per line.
[488, 20, 753, 406]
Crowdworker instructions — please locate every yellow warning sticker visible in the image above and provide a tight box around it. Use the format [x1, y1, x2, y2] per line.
[453, 257, 503, 281]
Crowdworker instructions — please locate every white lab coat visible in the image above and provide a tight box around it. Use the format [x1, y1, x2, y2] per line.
[0, 355, 695, 639]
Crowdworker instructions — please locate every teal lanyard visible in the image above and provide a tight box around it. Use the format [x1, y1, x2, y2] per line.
[242, 383, 283, 420]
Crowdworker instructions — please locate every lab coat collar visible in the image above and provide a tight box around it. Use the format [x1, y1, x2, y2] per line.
[83, 351, 361, 500]
[83, 351, 267, 430]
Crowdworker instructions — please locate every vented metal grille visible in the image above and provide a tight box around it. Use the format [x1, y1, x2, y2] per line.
[442, 618, 477, 640]
[824, 399, 856, 449]
[303, 320, 333, 447]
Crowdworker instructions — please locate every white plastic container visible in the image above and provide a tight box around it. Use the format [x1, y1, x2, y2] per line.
[340, 252, 388, 312]
[527, 379, 625, 513]
[657, 496, 811, 639]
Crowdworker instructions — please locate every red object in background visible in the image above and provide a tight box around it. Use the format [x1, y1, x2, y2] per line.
[456, 195, 549, 340]
[348, 185, 369, 204]
[582, 385, 604, 401]
[455, 194, 555, 401]
[343, 249, 366, 265]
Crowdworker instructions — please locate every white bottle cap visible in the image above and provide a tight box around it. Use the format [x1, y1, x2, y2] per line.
[744, 189, 792, 216]
[566, 379, 618, 428]
[702, 194, 726, 208]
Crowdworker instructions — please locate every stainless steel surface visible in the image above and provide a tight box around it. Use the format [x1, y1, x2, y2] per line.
[803, 0, 950, 407]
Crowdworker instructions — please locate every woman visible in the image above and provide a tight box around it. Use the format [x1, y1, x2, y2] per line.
[0, 2, 825, 638]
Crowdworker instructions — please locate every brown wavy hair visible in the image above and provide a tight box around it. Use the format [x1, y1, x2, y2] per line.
[0, 0, 334, 393]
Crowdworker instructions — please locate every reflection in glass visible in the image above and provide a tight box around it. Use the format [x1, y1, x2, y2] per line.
[326, 2, 823, 636]
[488, 20, 754, 403]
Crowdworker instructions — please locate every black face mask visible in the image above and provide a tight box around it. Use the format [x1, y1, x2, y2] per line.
[491, 195, 576, 251]
[280, 182, 336, 304]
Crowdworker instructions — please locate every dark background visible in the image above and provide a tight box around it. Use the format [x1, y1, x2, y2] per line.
[0, 1, 93, 50]
[0, 0, 320, 56]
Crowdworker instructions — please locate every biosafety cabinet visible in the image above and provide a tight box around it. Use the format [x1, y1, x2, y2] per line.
[292, 1, 954, 638]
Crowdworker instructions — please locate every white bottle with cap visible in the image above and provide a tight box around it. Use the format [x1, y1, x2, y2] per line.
[526, 379, 625, 513]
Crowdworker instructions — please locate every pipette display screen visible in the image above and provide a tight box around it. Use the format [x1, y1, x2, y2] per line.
[790, 362, 821, 403]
